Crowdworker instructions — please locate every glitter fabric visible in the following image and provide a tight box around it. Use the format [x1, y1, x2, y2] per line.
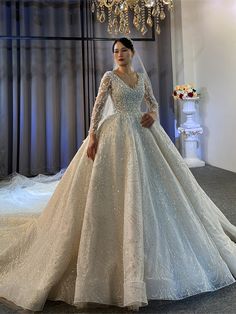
[89, 71, 159, 135]
[0, 70, 236, 312]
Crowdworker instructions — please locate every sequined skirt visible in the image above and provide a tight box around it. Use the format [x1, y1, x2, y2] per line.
[0, 112, 236, 311]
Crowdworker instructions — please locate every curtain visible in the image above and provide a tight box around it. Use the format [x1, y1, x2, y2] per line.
[0, 0, 174, 178]
[157, 11, 175, 143]
[0, 0, 92, 177]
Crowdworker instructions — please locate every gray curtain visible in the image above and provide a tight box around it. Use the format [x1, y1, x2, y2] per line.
[0, 0, 174, 178]
[157, 11, 175, 143]
[0, 0, 92, 177]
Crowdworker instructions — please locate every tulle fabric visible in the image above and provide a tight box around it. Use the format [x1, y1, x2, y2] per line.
[0, 170, 64, 234]
[0, 170, 64, 214]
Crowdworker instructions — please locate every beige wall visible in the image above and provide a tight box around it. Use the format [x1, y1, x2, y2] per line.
[171, 0, 236, 172]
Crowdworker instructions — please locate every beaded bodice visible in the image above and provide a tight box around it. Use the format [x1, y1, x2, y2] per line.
[89, 70, 159, 135]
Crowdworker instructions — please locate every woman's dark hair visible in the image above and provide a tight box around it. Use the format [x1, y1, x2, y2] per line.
[112, 37, 134, 53]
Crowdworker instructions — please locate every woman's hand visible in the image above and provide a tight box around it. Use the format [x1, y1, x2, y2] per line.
[87, 135, 98, 161]
[140, 111, 157, 128]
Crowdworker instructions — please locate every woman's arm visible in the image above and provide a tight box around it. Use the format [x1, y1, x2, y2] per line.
[88, 71, 112, 137]
[143, 74, 160, 121]
[87, 71, 112, 161]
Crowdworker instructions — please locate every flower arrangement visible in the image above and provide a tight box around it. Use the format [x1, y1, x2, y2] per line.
[173, 84, 199, 100]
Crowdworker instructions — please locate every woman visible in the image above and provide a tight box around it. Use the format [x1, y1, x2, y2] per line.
[87, 38, 158, 161]
[0, 37, 236, 312]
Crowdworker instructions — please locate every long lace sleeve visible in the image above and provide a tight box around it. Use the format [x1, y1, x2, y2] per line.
[88, 71, 112, 135]
[143, 74, 160, 121]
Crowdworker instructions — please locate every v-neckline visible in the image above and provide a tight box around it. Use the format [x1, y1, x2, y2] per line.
[112, 70, 140, 90]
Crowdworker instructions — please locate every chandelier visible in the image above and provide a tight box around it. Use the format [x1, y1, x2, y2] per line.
[90, 0, 174, 36]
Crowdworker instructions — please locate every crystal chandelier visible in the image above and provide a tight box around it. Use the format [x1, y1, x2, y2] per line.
[90, 0, 174, 36]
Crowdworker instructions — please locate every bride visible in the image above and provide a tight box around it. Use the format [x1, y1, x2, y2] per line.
[0, 36, 236, 313]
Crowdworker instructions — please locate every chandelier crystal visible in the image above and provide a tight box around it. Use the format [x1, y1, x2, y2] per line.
[90, 0, 174, 36]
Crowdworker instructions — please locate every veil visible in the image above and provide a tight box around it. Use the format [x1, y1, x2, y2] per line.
[99, 37, 152, 127]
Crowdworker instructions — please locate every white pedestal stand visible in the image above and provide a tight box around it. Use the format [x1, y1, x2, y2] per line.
[178, 97, 205, 168]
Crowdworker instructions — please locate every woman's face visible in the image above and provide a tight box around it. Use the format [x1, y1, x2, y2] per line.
[113, 41, 134, 67]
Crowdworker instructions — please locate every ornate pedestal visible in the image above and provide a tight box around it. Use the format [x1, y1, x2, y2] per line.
[178, 97, 205, 168]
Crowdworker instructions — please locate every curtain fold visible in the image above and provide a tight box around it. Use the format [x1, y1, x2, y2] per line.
[0, 0, 174, 178]
[158, 11, 175, 143]
[0, 1, 89, 177]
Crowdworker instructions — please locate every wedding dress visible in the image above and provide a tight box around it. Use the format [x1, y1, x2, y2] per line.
[1, 70, 236, 312]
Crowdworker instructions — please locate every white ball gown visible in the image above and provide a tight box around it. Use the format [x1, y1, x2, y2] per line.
[0, 70, 236, 312]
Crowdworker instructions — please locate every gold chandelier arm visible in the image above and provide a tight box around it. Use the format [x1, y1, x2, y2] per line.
[103, 0, 116, 8]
